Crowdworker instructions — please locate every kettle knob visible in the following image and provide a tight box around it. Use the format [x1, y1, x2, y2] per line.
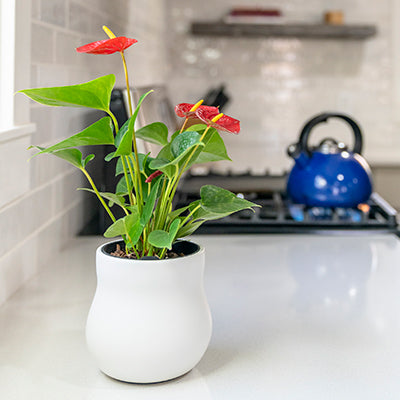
[287, 143, 300, 158]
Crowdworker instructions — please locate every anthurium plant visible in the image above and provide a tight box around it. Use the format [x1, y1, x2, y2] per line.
[19, 27, 258, 259]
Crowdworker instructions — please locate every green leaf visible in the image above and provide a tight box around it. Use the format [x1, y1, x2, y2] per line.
[114, 90, 153, 157]
[175, 189, 259, 238]
[104, 217, 126, 238]
[149, 133, 205, 177]
[128, 221, 143, 246]
[125, 210, 143, 246]
[189, 199, 231, 221]
[148, 230, 170, 249]
[52, 149, 87, 168]
[103, 207, 142, 245]
[168, 204, 191, 221]
[196, 130, 231, 163]
[114, 117, 130, 148]
[176, 220, 204, 238]
[140, 178, 162, 227]
[18, 74, 115, 112]
[149, 128, 226, 176]
[77, 188, 127, 210]
[115, 155, 136, 177]
[83, 154, 95, 168]
[132, 90, 153, 128]
[29, 146, 91, 169]
[114, 114, 135, 156]
[105, 151, 116, 162]
[115, 153, 153, 176]
[116, 175, 132, 194]
[171, 131, 202, 158]
[148, 218, 181, 249]
[175, 126, 231, 168]
[136, 122, 169, 146]
[36, 117, 114, 154]
[201, 185, 259, 215]
[168, 218, 180, 242]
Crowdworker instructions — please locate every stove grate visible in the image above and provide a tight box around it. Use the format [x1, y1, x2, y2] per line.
[174, 189, 399, 235]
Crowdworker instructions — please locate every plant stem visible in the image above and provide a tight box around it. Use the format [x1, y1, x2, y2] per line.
[121, 156, 134, 206]
[165, 126, 211, 219]
[119, 51, 143, 213]
[179, 117, 189, 134]
[155, 175, 175, 230]
[129, 153, 143, 213]
[180, 204, 201, 227]
[120, 51, 133, 116]
[81, 168, 116, 223]
[159, 248, 167, 259]
[153, 176, 167, 230]
[108, 111, 119, 134]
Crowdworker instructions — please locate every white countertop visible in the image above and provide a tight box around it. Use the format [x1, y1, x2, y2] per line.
[1, 233, 400, 399]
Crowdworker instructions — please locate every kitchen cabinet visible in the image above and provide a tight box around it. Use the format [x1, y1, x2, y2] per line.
[191, 22, 377, 39]
[1, 234, 400, 399]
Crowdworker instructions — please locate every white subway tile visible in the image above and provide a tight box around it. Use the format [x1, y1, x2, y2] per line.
[0, 184, 53, 258]
[35, 216, 63, 269]
[68, 3, 92, 35]
[31, 0, 40, 20]
[36, 65, 70, 87]
[55, 32, 83, 66]
[0, 235, 38, 306]
[29, 152, 56, 187]
[40, 0, 67, 27]
[0, 136, 31, 209]
[52, 170, 85, 216]
[31, 23, 54, 64]
[31, 106, 54, 145]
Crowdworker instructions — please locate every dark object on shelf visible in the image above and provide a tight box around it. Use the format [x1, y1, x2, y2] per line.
[228, 8, 282, 17]
[203, 85, 230, 111]
[173, 170, 398, 235]
[223, 8, 283, 24]
[190, 22, 377, 39]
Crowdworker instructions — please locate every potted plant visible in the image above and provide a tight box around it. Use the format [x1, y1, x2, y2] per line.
[19, 26, 258, 383]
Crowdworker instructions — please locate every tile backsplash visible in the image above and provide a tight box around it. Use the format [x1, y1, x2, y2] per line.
[0, 0, 166, 306]
[165, 0, 400, 173]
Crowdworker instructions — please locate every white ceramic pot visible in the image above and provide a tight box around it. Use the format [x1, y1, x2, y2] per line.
[86, 240, 212, 383]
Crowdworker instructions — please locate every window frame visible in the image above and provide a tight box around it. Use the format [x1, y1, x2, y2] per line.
[0, 0, 35, 138]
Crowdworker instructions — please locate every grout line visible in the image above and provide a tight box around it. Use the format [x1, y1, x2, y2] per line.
[0, 168, 79, 214]
[0, 197, 83, 263]
[32, 19, 84, 37]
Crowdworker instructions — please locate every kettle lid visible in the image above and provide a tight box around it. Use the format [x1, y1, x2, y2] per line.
[314, 138, 348, 154]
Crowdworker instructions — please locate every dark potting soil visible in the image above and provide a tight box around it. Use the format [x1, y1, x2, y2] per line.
[110, 244, 184, 260]
[104, 240, 200, 260]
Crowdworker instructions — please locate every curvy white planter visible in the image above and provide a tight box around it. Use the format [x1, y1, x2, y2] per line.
[86, 240, 212, 383]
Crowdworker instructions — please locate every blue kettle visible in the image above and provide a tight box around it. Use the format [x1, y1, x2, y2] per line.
[286, 112, 373, 207]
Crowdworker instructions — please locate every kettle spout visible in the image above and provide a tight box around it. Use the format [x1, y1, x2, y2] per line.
[287, 143, 309, 168]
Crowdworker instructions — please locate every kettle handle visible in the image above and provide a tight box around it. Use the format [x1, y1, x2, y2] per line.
[299, 112, 363, 155]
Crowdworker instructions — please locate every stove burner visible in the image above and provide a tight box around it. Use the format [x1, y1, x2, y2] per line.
[174, 171, 399, 235]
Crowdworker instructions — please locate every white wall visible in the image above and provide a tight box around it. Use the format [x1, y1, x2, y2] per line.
[0, 0, 166, 306]
[165, 0, 400, 175]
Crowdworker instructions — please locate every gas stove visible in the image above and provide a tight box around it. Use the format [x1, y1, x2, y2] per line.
[174, 170, 399, 235]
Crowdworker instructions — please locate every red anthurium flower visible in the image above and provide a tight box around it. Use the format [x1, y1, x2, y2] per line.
[195, 108, 241, 134]
[175, 103, 219, 119]
[145, 170, 163, 183]
[76, 37, 137, 55]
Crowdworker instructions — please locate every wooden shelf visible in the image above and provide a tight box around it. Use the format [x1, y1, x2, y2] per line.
[190, 22, 377, 40]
